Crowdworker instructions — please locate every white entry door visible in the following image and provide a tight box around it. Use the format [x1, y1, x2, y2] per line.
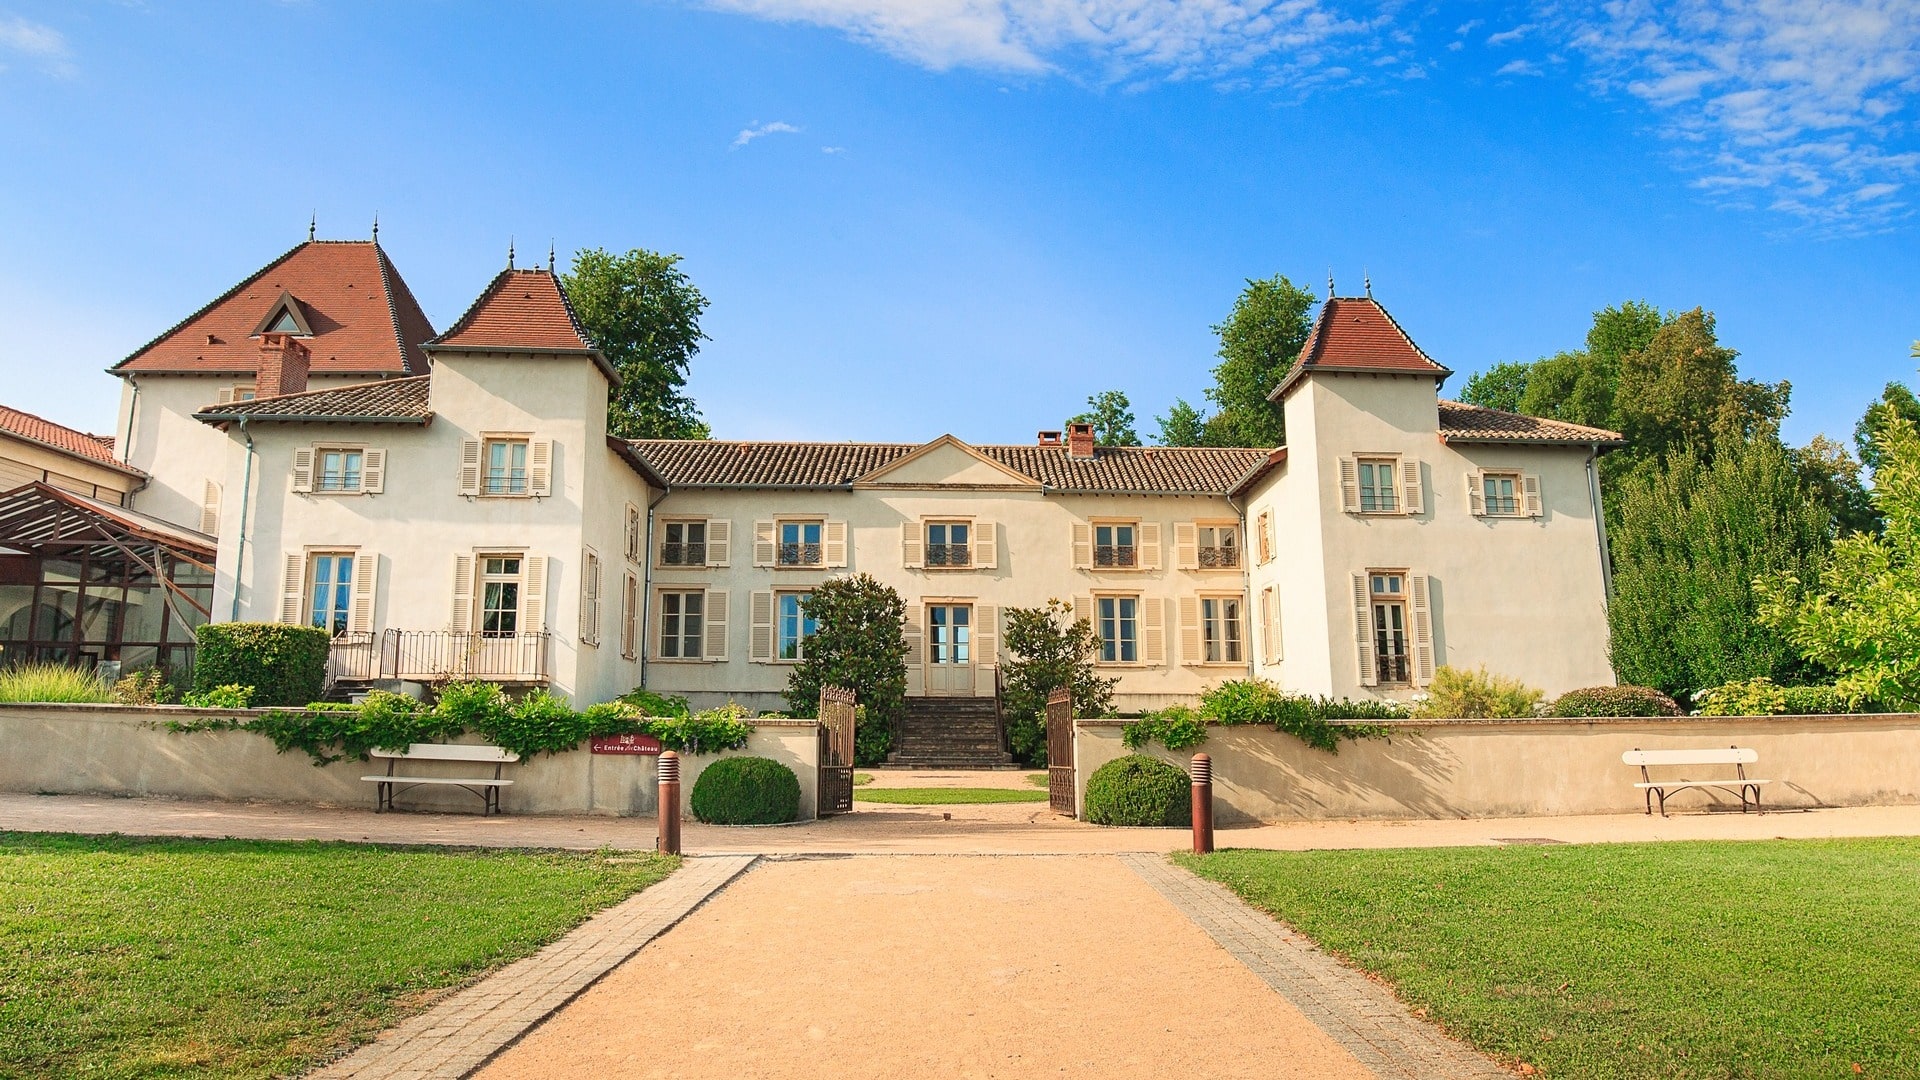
[924, 603, 973, 696]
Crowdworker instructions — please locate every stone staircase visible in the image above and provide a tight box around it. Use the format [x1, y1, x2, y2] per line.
[886, 696, 1017, 769]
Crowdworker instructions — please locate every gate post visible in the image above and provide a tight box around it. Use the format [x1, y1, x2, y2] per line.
[1190, 753, 1214, 855]
[657, 751, 681, 855]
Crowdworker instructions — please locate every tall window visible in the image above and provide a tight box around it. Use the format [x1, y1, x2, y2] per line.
[1370, 573, 1410, 683]
[925, 521, 970, 567]
[662, 520, 707, 566]
[1202, 596, 1243, 663]
[480, 556, 522, 637]
[659, 590, 704, 659]
[778, 520, 823, 567]
[1094, 523, 1137, 568]
[1198, 524, 1239, 568]
[308, 553, 354, 636]
[484, 438, 529, 496]
[316, 449, 363, 493]
[927, 604, 970, 664]
[1358, 459, 1399, 513]
[1482, 472, 1521, 516]
[1098, 596, 1138, 663]
[777, 592, 817, 660]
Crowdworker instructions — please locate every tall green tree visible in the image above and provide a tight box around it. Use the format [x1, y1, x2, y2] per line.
[1068, 390, 1141, 446]
[1792, 434, 1878, 536]
[1153, 398, 1209, 447]
[784, 574, 908, 765]
[998, 599, 1116, 767]
[1613, 308, 1789, 464]
[1201, 274, 1317, 447]
[1458, 361, 1532, 413]
[1856, 381, 1920, 472]
[563, 248, 711, 440]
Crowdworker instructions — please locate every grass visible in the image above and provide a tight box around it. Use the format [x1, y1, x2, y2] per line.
[1180, 838, 1920, 1079]
[854, 787, 1049, 805]
[1025, 772, 1050, 788]
[0, 662, 111, 704]
[853, 772, 875, 786]
[0, 832, 676, 1079]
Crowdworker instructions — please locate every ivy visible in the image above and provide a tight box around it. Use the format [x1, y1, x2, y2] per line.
[1124, 679, 1402, 755]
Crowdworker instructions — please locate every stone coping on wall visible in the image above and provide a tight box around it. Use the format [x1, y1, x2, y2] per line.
[1075, 713, 1920, 729]
[0, 701, 823, 730]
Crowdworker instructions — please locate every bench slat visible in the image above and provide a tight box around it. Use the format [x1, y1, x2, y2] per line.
[369, 743, 520, 763]
[1633, 779, 1770, 789]
[361, 776, 513, 787]
[1622, 748, 1758, 766]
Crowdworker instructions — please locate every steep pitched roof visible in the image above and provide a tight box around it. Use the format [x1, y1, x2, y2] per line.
[193, 375, 432, 424]
[1437, 401, 1625, 446]
[0, 403, 145, 477]
[112, 240, 435, 376]
[425, 268, 618, 384]
[1271, 295, 1451, 400]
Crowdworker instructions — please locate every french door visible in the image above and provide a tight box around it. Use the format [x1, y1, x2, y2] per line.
[924, 603, 973, 696]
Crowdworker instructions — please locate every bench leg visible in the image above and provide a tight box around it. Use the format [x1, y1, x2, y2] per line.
[1644, 788, 1654, 816]
[1655, 787, 1670, 818]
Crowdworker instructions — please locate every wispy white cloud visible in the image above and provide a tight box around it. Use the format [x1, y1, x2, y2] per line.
[0, 13, 73, 75]
[821, 145, 846, 153]
[1485, 23, 1533, 47]
[732, 119, 802, 147]
[1495, 58, 1541, 77]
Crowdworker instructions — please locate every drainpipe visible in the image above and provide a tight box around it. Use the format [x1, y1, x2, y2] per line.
[229, 418, 255, 621]
[1585, 443, 1614, 603]
[637, 481, 671, 689]
[1227, 490, 1254, 678]
[120, 378, 141, 467]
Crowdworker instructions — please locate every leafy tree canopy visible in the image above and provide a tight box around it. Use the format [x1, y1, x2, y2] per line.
[785, 574, 907, 766]
[1154, 398, 1210, 447]
[1068, 390, 1141, 446]
[1201, 274, 1317, 448]
[998, 599, 1116, 767]
[1856, 381, 1920, 473]
[564, 247, 711, 440]
[1458, 361, 1532, 413]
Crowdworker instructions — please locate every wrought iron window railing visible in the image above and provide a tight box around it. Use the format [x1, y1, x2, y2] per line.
[1093, 544, 1137, 568]
[1376, 653, 1410, 684]
[1198, 545, 1239, 568]
[483, 471, 528, 496]
[925, 543, 971, 567]
[778, 542, 823, 566]
[316, 474, 362, 493]
[661, 542, 707, 566]
[326, 632, 379, 681]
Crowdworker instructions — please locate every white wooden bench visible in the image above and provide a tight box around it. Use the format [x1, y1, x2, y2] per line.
[1623, 747, 1771, 816]
[362, 744, 520, 816]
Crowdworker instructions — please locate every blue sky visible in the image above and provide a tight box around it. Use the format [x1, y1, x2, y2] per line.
[1, 0, 1916, 450]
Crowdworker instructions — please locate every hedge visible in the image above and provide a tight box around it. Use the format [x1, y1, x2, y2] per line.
[1550, 685, 1683, 718]
[193, 623, 330, 707]
[690, 756, 801, 825]
[1084, 754, 1191, 827]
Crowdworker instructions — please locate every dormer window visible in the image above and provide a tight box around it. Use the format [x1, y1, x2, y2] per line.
[265, 309, 303, 334]
[250, 290, 314, 338]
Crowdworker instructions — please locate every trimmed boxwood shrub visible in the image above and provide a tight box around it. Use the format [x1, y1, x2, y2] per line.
[690, 756, 801, 825]
[1084, 754, 1191, 827]
[1550, 685, 1683, 718]
[194, 623, 330, 707]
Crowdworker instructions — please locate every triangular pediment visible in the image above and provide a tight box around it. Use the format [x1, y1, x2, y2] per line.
[251, 290, 314, 337]
[854, 435, 1041, 489]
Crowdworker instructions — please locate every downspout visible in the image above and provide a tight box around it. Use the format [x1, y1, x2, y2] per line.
[637, 481, 671, 689]
[120, 378, 141, 466]
[1586, 443, 1614, 603]
[228, 418, 255, 621]
[1227, 490, 1254, 678]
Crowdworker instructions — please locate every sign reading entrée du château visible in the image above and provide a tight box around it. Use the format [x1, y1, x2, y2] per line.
[589, 733, 663, 755]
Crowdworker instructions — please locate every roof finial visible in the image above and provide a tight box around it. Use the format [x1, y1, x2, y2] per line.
[1327, 268, 1335, 298]
[548, 240, 555, 273]
[371, 213, 379, 242]
[508, 237, 516, 269]
[308, 213, 316, 242]
[1364, 268, 1372, 298]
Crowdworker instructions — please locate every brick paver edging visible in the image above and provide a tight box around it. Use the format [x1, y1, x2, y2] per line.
[1120, 853, 1511, 1080]
[308, 854, 759, 1079]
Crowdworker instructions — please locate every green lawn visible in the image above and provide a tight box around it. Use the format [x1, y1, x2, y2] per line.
[1025, 772, 1050, 788]
[853, 772, 875, 786]
[0, 832, 676, 1080]
[854, 787, 1049, 804]
[1180, 839, 1920, 1079]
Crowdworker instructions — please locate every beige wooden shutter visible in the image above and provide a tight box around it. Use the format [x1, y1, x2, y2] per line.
[290, 448, 314, 493]
[749, 590, 775, 662]
[1258, 511, 1275, 564]
[451, 554, 474, 631]
[1173, 523, 1198, 570]
[1073, 594, 1092, 628]
[1138, 523, 1162, 570]
[1401, 458, 1423, 516]
[579, 550, 599, 644]
[973, 520, 996, 569]
[1523, 475, 1543, 518]
[753, 520, 776, 566]
[1177, 596, 1201, 665]
[1261, 586, 1282, 664]
[902, 605, 924, 682]
[279, 553, 304, 625]
[522, 556, 548, 632]
[706, 519, 732, 567]
[458, 439, 482, 497]
[216, 386, 237, 405]
[199, 481, 221, 536]
[975, 604, 998, 666]
[528, 440, 553, 497]
[622, 573, 639, 658]
[704, 589, 730, 661]
[1466, 471, 1485, 516]
[1339, 458, 1360, 513]
[1142, 597, 1166, 665]
[901, 521, 923, 569]
[1353, 573, 1377, 687]
[1411, 575, 1435, 685]
[624, 504, 640, 562]
[1071, 522, 1092, 569]
[349, 551, 377, 634]
[824, 520, 849, 567]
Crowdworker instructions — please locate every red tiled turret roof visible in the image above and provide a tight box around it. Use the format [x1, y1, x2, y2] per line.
[425, 268, 618, 384]
[111, 240, 435, 377]
[0, 404, 145, 476]
[1270, 295, 1451, 400]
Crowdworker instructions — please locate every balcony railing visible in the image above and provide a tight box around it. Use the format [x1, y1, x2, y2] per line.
[778, 542, 823, 567]
[358, 629, 552, 682]
[925, 543, 971, 567]
[1376, 652, 1410, 684]
[1198, 545, 1240, 568]
[327, 632, 380, 681]
[1093, 544, 1137, 568]
[661, 542, 707, 566]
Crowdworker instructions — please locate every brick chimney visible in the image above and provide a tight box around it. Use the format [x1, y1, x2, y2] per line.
[1067, 422, 1096, 460]
[1036, 430, 1063, 447]
[257, 333, 311, 398]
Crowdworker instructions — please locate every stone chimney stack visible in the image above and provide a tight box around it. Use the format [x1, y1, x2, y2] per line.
[257, 333, 311, 398]
[1067, 422, 1096, 460]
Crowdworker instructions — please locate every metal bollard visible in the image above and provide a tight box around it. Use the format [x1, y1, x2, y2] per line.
[657, 751, 681, 856]
[1190, 753, 1214, 855]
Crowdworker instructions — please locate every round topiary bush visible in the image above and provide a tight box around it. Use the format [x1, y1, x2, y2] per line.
[1550, 685, 1683, 718]
[1084, 754, 1192, 827]
[690, 756, 801, 825]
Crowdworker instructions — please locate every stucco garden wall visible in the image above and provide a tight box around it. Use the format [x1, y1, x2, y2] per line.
[1075, 714, 1920, 824]
[0, 704, 821, 820]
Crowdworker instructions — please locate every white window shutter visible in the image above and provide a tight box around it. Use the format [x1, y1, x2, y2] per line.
[458, 439, 481, 497]
[1401, 458, 1423, 516]
[1139, 523, 1162, 570]
[523, 556, 548, 632]
[1411, 574, 1435, 685]
[1073, 594, 1092, 628]
[1339, 458, 1360, 513]
[706, 519, 732, 567]
[624, 504, 640, 563]
[199, 481, 221, 536]
[1259, 511, 1275, 564]
[1262, 587, 1282, 665]
[1177, 596, 1201, 666]
[901, 521, 923, 569]
[451, 554, 473, 631]
[1174, 523, 1198, 571]
[1523, 474, 1543, 518]
[704, 589, 729, 661]
[753, 520, 776, 567]
[749, 590, 775, 662]
[1466, 471, 1485, 516]
[622, 573, 639, 658]
[528, 440, 553, 497]
[902, 605, 924, 679]
[975, 604, 998, 667]
[1142, 597, 1166, 665]
[579, 550, 598, 644]
[1353, 573, 1378, 687]
[1071, 522, 1092, 569]
[824, 520, 849, 567]
[974, 520, 996, 569]
[216, 386, 237, 405]
[360, 448, 386, 494]
[350, 552, 377, 635]
[290, 448, 314, 493]
[279, 553, 304, 625]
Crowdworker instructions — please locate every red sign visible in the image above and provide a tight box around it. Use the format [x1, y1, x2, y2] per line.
[591, 733, 663, 755]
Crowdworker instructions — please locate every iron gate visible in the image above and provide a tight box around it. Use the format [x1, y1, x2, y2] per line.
[818, 685, 856, 815]
[1046, 686, 1075, 817]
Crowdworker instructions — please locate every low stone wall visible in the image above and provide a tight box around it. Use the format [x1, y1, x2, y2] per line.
[1075, 714, 1920, 824]
[0, 704, 822, 821]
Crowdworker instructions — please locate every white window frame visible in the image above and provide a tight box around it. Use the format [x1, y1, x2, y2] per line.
[1092, 519, 1139, 570]
[1356, 457, 1400, 514]
[775, 590, 817, 662]
[1095, 593, 1141, 665]
[1196, 521, 1240, 570]
[924, 519, 973, 569]
[659, 519, 709, 567]
[482, 436, 530, 497]
[1369, 571, 1411, 685]
[314, 446, 366, 495]
[657, 589, 705, 661]
[306, 550, 357, 637]
[1200, 594, 1245, 665]
[776, 517, 826, 568]
[478, 554, 525, 638]
[1480, 471, 1522, 517]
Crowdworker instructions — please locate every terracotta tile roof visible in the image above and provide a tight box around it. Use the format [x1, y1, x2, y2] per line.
[429, 269, 593, 352]
[1272, 296, 1450, 399]
[193, 375, 432, 424]
[1437, 401, 1625, 446]
[0, 403, 144, 476]
[630, 439, 1271, 494]
[113, 240, 435, 376]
